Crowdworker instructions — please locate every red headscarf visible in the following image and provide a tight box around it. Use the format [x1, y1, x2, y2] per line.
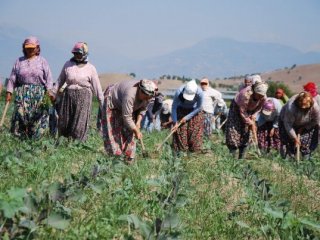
[303, 82, 318, 97]
[275, 88, 284, 97]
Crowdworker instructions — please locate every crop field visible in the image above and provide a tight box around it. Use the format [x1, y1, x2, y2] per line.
[0, 99, 320, 239]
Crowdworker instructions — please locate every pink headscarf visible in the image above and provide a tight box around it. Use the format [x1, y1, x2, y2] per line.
[23, 36, 40, 56]
[23, 36, 40, 47]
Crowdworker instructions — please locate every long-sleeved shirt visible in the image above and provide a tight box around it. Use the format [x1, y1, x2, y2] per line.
[145, 93, 164, 121]
[56, 60, 103, 106]
[257, 97, 282, 128]
[234, 86, 266, 124]
[108, 80, 150, 130]
[202, 87, 222, 114]
[171, 85, 204, 123]
[7, 56, 53, 93]
[280, 94, 320, 139]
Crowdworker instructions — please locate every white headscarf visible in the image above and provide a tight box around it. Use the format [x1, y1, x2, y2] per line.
[253, 82, 268, 96]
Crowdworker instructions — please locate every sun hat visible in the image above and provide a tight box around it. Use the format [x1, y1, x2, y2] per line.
[183, 80, 198, 101]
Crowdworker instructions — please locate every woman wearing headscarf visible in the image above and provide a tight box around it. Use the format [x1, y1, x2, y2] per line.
[101, 79, 156, 164]
[256, 97, 282, 152]
[274, 88, 289, 105]
[279, 91, 320, 160]
[225, 80, 268, 159]
[303, 82, 320, 107]
[200, 78, 222, 136]
[5, 36, 54, 139]
[171, 79, 204, 152]
[56, 42, 103, 141]
[160, 99, 173, 129]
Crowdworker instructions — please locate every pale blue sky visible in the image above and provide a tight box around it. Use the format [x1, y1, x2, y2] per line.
[1, 0, 320, 60]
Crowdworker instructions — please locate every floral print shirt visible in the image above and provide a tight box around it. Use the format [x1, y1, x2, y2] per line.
[7, 56, 53, 93]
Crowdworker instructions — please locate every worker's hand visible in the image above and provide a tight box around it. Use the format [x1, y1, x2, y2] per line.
[171, 122, 180, 133]
[269, 128, 275, 137]
[180, 117, 187, 124]
[250, 115, 256, 122]
[246, 118, 255, 127]
[294, 137, 301, 147]
[48, 93, 56, 103]
[5, 92, 12, 102]
[249, 122, 257, 133]
[133, 128, 142, 139]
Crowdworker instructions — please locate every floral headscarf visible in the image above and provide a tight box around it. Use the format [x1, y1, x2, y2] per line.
[71, 42, 89, 64]
[139, 79, 156, 96]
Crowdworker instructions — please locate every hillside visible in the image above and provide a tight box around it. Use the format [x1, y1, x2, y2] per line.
[98, 63, 320, 95]
[212, 63, 320, 93]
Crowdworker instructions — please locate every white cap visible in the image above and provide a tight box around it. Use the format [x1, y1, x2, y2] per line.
[183, 80, 197, 101]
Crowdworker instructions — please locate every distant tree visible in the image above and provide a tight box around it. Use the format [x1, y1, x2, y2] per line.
[129, 72, 136, 78]
[210, 82, 217, 88]
[290, 64, 297, 70]
[266, 81, 293, 98]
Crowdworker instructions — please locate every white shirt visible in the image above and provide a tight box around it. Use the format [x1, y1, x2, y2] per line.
[202, 87, 222, 113]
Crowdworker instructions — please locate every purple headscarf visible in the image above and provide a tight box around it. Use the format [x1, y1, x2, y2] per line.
[23, 36, 41, 56]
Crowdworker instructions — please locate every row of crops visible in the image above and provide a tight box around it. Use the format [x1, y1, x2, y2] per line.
[0, 100, 319, 239]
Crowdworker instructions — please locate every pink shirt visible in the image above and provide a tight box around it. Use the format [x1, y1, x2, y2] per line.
[7, 56, 53, 93]
[56, 60, 103, 106]
[235, 86, 266, 123]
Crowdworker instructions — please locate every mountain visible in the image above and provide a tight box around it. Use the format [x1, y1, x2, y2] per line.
[2, 27, 320, 81]
[126, 38, 320, 79]
[0, 26, 133, 80]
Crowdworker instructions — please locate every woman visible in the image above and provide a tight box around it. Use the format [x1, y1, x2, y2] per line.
[256, 97, 282, 152]
[160, 99, 173, 129]
[56, 42, 103, 141]
[279, 91, 320, 160]
[225, 80, 268, 159]
[6, 36, 54, 139]
[171, 80, 204, 152]
[275, 88, 289, 105]
[101, 79, 156, 164]
[200, 78, 222, 136]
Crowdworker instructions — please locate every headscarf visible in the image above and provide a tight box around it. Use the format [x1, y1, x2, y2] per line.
[71, 42, 89, 64]
[275, 88, 284, 97]
[139, 79, 156, 96]
[303, 82, 318, 97]
[253, 82, 268, 96]
[251, 74, 262, 85]
[262, 99, 275, 115]
[23, 36, 40, 56]
[294, 91, 314, 109]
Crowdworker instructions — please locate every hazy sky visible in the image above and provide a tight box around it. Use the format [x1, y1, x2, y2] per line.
[1, 0, 320, 61]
